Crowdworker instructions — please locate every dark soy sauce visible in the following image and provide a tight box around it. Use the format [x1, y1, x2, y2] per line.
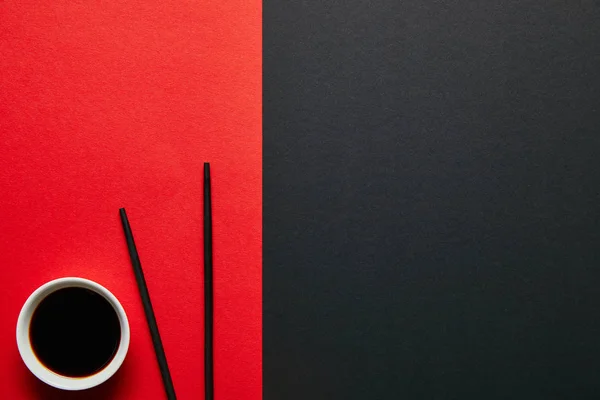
[29, 287, 121, 377]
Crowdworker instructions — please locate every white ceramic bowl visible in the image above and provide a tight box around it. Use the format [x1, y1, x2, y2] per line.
[16, 277, 130, 391]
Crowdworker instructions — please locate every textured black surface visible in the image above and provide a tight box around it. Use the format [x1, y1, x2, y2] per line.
[264, 1, 600, 398]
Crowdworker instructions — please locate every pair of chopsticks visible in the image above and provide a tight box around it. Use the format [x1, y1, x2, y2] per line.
[119, 163, 214, 400]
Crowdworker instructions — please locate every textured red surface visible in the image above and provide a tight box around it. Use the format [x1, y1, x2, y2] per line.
[0, 2, 261, 399]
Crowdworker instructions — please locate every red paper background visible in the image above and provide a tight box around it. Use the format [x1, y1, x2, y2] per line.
[0, 2, 261, 399]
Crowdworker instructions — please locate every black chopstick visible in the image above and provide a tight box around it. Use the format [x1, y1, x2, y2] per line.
[204, 163, 214, 400]
[119, 208, 177, 400]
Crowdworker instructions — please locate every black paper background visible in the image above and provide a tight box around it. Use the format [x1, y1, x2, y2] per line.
[264, 1, 600, 398]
